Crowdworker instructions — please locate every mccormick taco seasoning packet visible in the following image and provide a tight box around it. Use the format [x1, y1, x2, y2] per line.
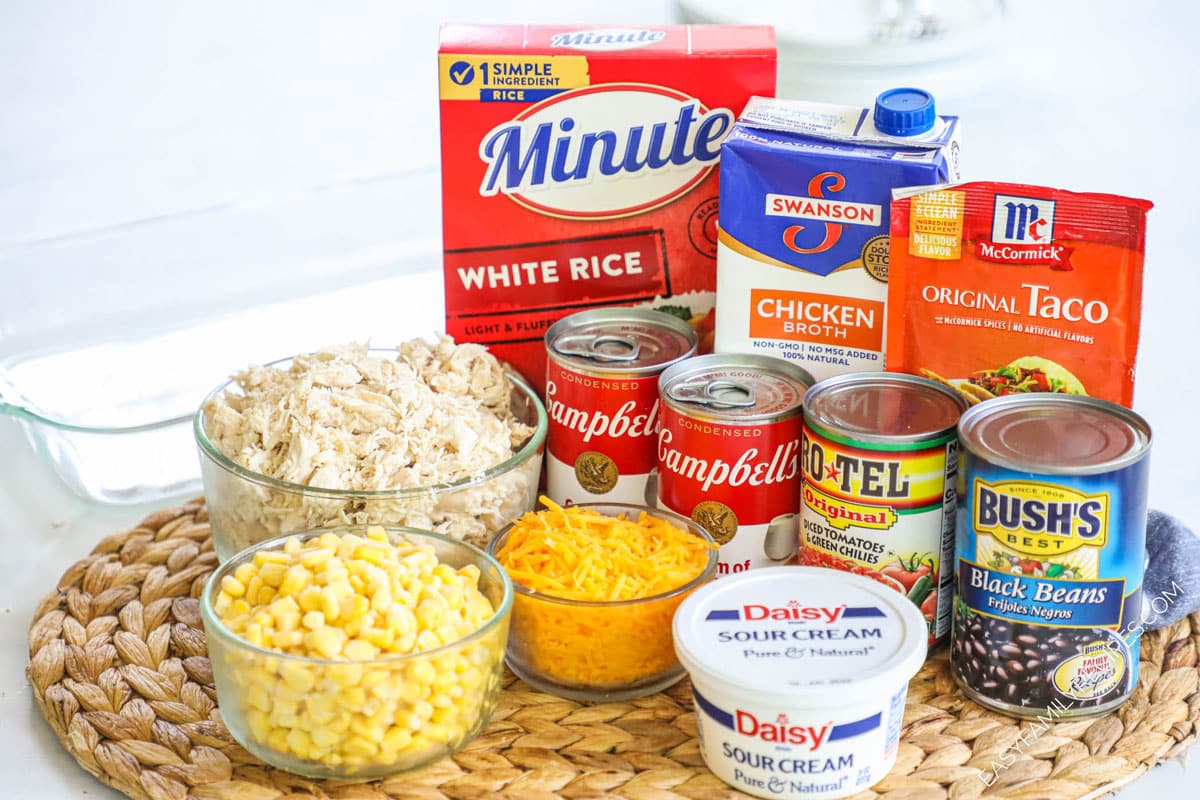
[438, 25, 776, 390]
[886, 182, 1152, 407]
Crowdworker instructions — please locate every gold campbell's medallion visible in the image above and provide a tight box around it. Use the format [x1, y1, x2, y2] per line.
[574, 451, 618, 494]
[692, 501, 738, 544]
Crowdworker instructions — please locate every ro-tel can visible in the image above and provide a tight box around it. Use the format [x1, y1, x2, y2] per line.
[658, 354, 813, 576]
[953, 394, 1152, 719]
[545, 308, 697, 506]
[799, 373, 967, 645]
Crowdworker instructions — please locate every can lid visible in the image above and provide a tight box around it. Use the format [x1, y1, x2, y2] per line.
[958, 394, 1152, 475]
[804, 372, 966, 445]
[545, 308, 697, 375]
[873, 88, 936, 137]
[673, 566, 928, 704]
[659, 354, 813, 421]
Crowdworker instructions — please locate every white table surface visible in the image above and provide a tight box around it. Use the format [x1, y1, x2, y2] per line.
[1, 1, 1197, 796]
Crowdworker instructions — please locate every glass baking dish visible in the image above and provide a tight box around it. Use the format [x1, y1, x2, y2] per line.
[1, 169, 444, 505]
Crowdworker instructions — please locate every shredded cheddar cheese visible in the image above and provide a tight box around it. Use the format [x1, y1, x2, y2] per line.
[494, 498, 716, 687]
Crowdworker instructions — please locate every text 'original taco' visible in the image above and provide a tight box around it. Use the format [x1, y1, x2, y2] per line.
[887, 182, 1151, 407]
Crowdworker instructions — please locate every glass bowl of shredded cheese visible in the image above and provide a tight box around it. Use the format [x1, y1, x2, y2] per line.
[195, 341, 546, 562]
[200, 524, 513, 779]
[488, 499, 718, 702]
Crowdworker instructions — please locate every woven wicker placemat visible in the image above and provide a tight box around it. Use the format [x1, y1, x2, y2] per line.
[25, 501, 1200, 800]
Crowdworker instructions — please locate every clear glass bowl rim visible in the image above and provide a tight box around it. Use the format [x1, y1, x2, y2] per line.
[199, 524, 515, 666]
[488, 502, 719, 608]
[193, 348, 548, 499]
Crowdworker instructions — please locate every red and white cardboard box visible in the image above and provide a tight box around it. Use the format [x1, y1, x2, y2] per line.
[438, 24, 776, 390]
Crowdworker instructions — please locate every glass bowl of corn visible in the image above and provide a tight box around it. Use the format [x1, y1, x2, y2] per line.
[199, 525, 512, 779]
[488, 500, 718, 702]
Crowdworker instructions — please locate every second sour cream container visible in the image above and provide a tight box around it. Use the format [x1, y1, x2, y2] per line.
[673, 566, 928, 800]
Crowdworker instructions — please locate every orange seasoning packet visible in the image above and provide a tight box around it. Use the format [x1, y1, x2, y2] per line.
[886, 182, 1152, 407]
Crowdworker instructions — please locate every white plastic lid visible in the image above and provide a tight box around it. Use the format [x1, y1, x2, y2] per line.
[673, 566, 928, 704]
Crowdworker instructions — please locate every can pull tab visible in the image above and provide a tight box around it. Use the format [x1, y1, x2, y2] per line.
[667, 378, 756, 409]
[552, 334, 641, 363]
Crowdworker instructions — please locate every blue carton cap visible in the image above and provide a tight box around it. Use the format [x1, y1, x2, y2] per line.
[874, 87, 936, 136]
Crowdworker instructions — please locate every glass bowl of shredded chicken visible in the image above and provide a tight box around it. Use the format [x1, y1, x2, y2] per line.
[196, 340, 546, 562]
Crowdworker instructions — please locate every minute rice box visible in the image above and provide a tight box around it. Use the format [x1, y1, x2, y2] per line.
[438, 25, 776, 390]
[714, 92, 961, 381]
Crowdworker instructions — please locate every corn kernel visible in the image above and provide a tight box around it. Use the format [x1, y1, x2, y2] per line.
[277, 612, 302, 633]
[343, 639, 378, 660]
[363, 627, 394, 649]
[298, 586, 322, 612]
[257, 562, 287, 587]
[306, 626, 347, 659]
[409, 659, 437, 686]
[327, 662, 363, 688]
[267, 728, 289, 753]
[245, 575, 264, 603]
[398, 680, 426, 705]
[312, 726, 340, 748]
[279, 564, 312, 596]
[220, 575, 246, 598]
[286, 728, 312, 755]
[382, 727, 412, 752]
[247, 709, 271, 742]
[272, 630, 302, 649]
[246, 684, 271, 712]
[242, 624, 265, 648]
[343, 735, 377, 759]
[320, 587, 341, 622]
[279, 661, 316, 693]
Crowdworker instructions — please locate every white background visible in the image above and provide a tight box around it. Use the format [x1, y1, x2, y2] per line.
[1, 1, 1197, 796]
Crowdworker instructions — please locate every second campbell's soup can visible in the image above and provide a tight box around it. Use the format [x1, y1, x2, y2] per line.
[799, 372, 967, 646]
[545, 308, 697, 506]
[658, 354, 813, 575]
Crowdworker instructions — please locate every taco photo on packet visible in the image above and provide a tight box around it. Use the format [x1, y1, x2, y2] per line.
[921, 356, 1086, 406]
[886, 182, 1152, 408]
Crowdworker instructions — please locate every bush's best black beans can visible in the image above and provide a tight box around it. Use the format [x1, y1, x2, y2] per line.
[953, 394, 1152, 719]
[545, 308, 696, 506]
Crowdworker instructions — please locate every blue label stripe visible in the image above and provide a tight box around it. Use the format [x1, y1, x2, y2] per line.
[703, 606, 885, 621]
[481, 88, 563, 102]
[829, 713, 881, 740]
[693, 689, 735, 731]
[842, 607, 887, 618]
[705, 609, 740, 621]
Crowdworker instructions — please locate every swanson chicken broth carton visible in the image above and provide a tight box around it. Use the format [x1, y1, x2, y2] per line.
[714, 91, 961, 382]
[438, 25, 776, 390]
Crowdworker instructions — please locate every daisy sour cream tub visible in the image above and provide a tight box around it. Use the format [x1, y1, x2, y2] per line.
[673, 566, 927, 799]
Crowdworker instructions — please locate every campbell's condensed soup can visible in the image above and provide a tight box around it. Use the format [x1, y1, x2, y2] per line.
[658, 354, 813, 576]
[800, 373, 968, 646]
[545, 309, 697, 506]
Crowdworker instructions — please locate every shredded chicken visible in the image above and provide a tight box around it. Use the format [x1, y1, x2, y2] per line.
[202, 339, 539, 552]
